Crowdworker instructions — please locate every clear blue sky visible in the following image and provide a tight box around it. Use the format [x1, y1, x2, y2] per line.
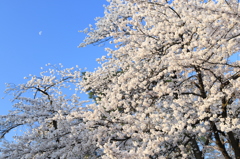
[0, 0, 108, 117]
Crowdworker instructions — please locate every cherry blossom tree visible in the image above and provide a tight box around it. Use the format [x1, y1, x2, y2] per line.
[1, 0, 240, 158]
[79, 0, 240, 158]
[0, 65, 100, 158]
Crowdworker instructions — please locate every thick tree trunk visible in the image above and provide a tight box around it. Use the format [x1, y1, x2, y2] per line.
[227, 131, 240, 159]
[211, 122, 231, 159]
[190, 137, 203, 159]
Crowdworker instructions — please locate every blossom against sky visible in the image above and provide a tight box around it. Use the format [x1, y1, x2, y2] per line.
[0, 0, 107, 116]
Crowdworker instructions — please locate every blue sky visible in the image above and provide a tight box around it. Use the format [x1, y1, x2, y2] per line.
[0, 0, 108, 117]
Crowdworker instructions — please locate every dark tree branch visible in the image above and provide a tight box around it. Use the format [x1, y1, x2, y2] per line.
[0, 124, 23, 139]
[210, 122, 231, 159]
[227, 131, 240, 159]
[111, 136, 131, 142]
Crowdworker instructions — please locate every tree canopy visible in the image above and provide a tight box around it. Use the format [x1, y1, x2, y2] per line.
[1, 0, 240, 158]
